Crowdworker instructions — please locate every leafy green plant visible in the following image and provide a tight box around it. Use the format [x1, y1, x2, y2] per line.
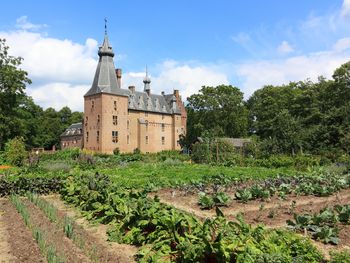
[198, 192, 215, 209]
[235, 188, 252, 203]
[63, 216, 74, 239]
[5, 137, 27, 166]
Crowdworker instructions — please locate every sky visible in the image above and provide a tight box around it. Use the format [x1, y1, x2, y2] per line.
[1, 0, 350, 111]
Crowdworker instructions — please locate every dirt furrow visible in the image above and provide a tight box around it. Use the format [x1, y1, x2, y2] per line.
[44, 195, 138, 263]
[0, 199, 45, 263]
[23, 199, 91, 263]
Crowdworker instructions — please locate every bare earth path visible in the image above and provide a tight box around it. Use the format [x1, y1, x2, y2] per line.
[0, 198, 45, 263]
[44, 195, 138, 263]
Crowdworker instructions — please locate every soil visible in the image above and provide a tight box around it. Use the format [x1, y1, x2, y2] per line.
[152, 188, 350, 258]
[23, 199, 91, 263]
[43, 195, 138, 263]
[0, 199, 45, 263]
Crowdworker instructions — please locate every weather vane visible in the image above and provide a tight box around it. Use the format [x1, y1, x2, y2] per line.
[104, 17, 107, 35]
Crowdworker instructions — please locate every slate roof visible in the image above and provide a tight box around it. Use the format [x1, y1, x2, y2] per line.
[60, 123, 83, 137]
[85, 34, 181, 115]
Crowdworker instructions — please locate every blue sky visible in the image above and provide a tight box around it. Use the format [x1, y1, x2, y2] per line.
[1, 0, 350, 111]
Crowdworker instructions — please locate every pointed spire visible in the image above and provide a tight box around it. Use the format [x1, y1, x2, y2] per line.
[98, 18, 114, 57]
[143, 65, 151, 93]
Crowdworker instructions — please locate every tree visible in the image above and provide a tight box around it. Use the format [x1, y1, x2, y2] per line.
[185, 85, 248, 145]
[0, 38, 31, 149]
[5, 137, 27, 166]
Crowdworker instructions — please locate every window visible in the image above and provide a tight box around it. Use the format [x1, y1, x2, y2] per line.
[97, 131, 99, 142]
[114, 101, 117, 111]
[113, 115, 118, 125]
[97, 115, 100, 125]
[112, 131, 118, 143]
[86, 132, 89, 142]
[91, 100, 94, 109]
[177, 140, 179, 146]
[161, 136, 165, 145]
[127, 120, 130, 129]
[127, 135, 130, 144]
[85, 116, 88, 126]
[161, 123, 165, 132]
[146, 136, 149, 144]
[145, 121, 148, 131]
[162, 114, 164, 120]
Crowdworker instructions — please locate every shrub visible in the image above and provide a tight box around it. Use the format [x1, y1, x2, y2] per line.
[5, 137, 27, 166]
[330, 250, 350, 263]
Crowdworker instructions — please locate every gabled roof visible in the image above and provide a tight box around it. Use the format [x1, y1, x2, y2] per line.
[60, 123, 83, 137]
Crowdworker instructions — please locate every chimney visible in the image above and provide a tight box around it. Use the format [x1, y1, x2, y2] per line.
[161, 91, 165, 96]
[173, 89, 179, 98]
[128, 86, 135, 93]
[116, 68, 122, 88]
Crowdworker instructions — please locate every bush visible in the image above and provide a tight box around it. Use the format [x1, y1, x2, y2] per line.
[330, 250, 350, 263]
[0, 173, 66, 196]
[5, 137, 27, 166]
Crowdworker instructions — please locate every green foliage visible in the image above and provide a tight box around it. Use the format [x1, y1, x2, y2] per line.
[185, 85, 248, 147]
[330, 250, 350, 263]
[61, 173, 323, 262]
[0, 172, 66, 196]
[5, 137, 27, 166]
[63, 216, 74, 239]
[287, 204, 350, 245]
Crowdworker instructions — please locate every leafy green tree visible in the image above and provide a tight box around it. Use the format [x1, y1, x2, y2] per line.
[5, 137, 27, 166]
[186, 85, 248, 146]
[0, 39, 31, 149]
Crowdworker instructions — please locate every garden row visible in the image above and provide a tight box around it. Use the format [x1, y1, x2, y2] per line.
[287, 204, 350, 245]
[192, 171, 350, 209]
[60, 172, 349, 262]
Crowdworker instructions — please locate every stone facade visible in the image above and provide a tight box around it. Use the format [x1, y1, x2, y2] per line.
[60, 123, 83, 150]
[83, 34, 186, 154]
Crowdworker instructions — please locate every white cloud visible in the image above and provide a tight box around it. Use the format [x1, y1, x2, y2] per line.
[236, 44, 350, 99]
[122, 61, 229, 100]
[16, 16, 47, 31]
[341, 0, 350, 17]
[277, 41, 294, 54]
[333, 37, 350, 52]
[28, 83, 88, 111]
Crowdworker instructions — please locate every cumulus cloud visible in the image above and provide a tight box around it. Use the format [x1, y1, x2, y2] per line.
[28, 83, 88, 111]
[277, 41, 294, 54]
[341, 0, 350, 17]
[0, 17, 99, 111]
[122, 61, 229, 100]
[236, 43, 350, 98]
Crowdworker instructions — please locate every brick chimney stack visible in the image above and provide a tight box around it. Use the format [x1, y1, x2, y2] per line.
[128, 86, 135, 93]
[116, 68, 122, 88]
[173, 89, 179, 98]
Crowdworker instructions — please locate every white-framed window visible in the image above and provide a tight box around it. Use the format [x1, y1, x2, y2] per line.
[112, 131, 118, 143]
[113, 115, 118, 125]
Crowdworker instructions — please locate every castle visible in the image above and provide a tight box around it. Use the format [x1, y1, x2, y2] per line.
[80, 33, 187, 154]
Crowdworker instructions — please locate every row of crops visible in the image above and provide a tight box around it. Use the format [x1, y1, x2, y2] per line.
[60, 172, 349, 262]
[189, 171, 350, 210]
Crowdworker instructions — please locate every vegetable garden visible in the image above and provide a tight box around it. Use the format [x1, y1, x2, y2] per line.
[1, 150, 350, 262]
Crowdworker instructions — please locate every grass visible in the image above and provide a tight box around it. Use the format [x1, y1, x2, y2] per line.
[99, 162, 298, 188]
